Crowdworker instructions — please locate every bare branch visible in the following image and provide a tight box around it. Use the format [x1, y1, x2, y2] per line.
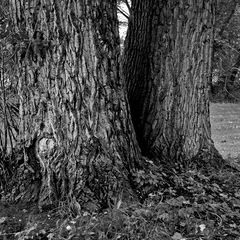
[123, 0, 131, 13]
[117, 6, 129, 19]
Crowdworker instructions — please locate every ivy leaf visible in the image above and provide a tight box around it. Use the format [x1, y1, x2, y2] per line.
[230, 223, 237, 228]
[158, 213, 170, 221]
[167, 196, 186, 207]
[234, 191, 240, 198]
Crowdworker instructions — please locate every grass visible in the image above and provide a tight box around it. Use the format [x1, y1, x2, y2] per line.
[210, 103, 240, 158]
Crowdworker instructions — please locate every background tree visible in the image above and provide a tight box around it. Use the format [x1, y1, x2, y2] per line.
[212, 0, 240, 100]
[123, 0, 222, 166]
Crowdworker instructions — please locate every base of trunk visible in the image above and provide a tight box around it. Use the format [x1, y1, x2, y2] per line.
[0, 143, 138, 213]
[190, 145, 225, 171]
[0, 146, 41, 203]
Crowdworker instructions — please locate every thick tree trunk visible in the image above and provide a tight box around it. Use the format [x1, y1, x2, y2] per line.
[123, 0, 222, 166]
[8, 0, 141, 210]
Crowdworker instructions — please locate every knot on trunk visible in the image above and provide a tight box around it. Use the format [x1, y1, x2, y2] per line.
[38, 137, 56, 158]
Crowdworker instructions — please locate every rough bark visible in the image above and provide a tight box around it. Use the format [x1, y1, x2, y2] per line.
[8, 0, 141, 211]
[123, 0, 222, 166]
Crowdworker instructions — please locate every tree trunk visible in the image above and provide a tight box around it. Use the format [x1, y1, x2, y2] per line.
[228, 52, 240, 86]
[8, 0, 141, 211]
[123, 0, 222, 166]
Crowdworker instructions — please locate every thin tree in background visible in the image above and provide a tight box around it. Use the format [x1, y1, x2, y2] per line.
[213, 0, 240, 100]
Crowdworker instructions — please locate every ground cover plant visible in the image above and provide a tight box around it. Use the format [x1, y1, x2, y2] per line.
[1, 157, 240, 239]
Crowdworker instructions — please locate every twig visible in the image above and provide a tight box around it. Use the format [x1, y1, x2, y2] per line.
[123, 0, 131, 12]
[117, 6, 129, 19]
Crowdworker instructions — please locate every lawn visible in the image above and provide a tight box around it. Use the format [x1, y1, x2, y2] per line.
[210, 103, 240, 158]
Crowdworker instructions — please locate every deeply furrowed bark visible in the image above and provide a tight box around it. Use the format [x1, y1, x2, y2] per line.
[8, 0, 141, 210]
[123, 0, 223, 166]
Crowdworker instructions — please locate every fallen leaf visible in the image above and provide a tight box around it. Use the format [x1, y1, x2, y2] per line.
[172, 232, 185, 240]
[0, 217, 7, 224]
[199, 224, 206, 232]
[230, 223, 237, 228]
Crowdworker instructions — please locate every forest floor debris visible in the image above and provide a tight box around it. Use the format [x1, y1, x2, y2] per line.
[1, 163, 240, 239]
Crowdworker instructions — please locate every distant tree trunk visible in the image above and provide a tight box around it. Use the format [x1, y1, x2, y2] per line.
[228, 53, 240, 86]
[216, 0, 237, 37]
[9, 0, 141, 210]
[123, 0, 222, 166]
